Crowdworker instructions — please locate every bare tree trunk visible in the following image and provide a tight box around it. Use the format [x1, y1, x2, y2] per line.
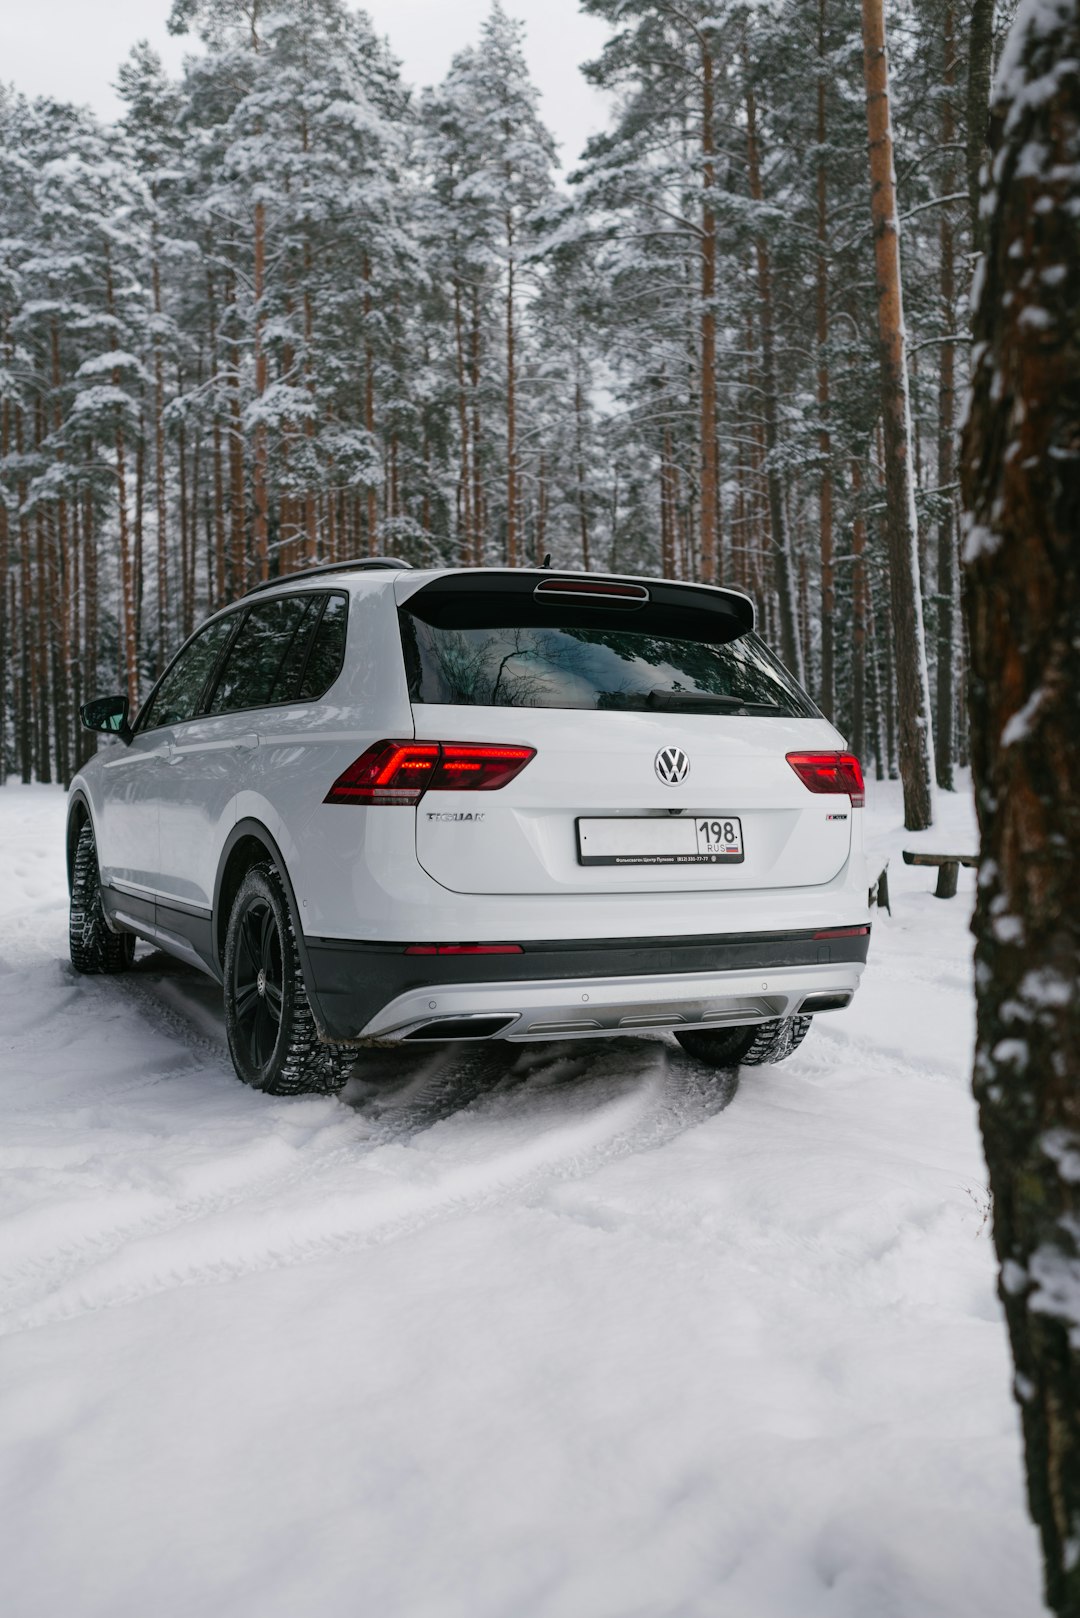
[453, 276, 473, 565]
[699, 32, 718, 585]
[746, 78, 804, 683]
[152, 240, 169, 671]
[505, 212, 519, 567]
[574, 376, 591, 572]
[816, 0, 835, 720]
[966, 0, 995, 258]
[850, 459, 868, 761]
[252, 199, 269, 583]
[963, 11, 1080, 1615]
[936, 1, 958, 790]
[104, 246, 138, 710]
[861, 0, 935, 828]
[363, 253, 378, 556]
[206, 264, 227, 609]
[470, 285, 484, 561]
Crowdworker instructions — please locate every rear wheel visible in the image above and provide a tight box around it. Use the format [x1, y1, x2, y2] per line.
[223, 863, 354, 1096]
[675, 1015, 811, 1069]
[68, 821, 135, 974]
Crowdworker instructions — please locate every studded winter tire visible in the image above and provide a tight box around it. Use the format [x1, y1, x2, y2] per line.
[675, 1015, 812, 1069]
[68, 820, 135, 974]
[223, 863, 354, 1096]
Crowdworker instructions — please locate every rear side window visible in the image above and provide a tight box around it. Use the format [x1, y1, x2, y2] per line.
[207, 591, 347, 715]
[298, 593, 348, 700]
[401, 612, 815, 718]
[139, 615, 237, 731]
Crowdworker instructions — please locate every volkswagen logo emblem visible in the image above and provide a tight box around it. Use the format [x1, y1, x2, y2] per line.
[655, 745, 690, 786]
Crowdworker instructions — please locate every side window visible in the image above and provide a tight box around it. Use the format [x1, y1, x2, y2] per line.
[207, 595, 319, 716]
[298, 593, 348, 700]
[139, 615, 237, 731]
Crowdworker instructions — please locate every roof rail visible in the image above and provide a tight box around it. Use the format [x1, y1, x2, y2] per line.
[243, 557, 412, 596]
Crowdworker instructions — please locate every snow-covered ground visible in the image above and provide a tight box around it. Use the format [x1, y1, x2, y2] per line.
[0, 780, 1045, 1618]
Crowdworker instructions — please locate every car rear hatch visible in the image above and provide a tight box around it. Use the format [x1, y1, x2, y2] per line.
[395, 570, 855, 897]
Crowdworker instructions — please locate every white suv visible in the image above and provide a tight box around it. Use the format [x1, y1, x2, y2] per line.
[67, 561, 870, 1094]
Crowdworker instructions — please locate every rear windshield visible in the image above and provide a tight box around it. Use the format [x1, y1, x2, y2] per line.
[400, 615, 816, 718]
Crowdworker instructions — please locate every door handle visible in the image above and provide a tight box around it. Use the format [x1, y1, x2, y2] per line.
[234, 734, 259, 751]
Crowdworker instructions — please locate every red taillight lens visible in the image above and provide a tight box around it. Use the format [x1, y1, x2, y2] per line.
[786, 751, 865, 808]
[325, 740, 536, 805]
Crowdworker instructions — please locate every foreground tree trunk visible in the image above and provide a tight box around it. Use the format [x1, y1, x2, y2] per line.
[860, 0, 936, 828]
[962, 7, 1080, 1614]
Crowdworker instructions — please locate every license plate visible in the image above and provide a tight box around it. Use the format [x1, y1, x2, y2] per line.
[576, 815, 744, 866]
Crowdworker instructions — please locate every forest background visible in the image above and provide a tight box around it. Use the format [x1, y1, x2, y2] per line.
[0, 0, 1007, 795]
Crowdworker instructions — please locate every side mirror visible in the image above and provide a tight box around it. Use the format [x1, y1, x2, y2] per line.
[80, 694, 132, 743]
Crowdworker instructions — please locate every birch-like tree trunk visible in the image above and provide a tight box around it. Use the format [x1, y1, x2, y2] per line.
[860, 0, 935, 829]
[963, 6, 1080, 1613]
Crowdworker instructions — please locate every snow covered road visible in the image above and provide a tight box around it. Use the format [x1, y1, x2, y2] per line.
[0, 783, 1044, 1617]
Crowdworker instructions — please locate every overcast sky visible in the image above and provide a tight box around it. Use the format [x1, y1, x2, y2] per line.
[3, 0, 613, 168]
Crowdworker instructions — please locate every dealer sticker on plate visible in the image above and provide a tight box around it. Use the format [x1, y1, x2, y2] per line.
[576, 816, 745, 866]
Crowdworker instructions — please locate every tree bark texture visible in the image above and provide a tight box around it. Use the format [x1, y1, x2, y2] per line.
[936, 2, 958, 791]
[699, 34, 718, 586]
[816, 0, 835, 721]
[966, 0, 996, 258]
[746, 80, 804, 685]
[962, 7, 1080, 1613]
[861, 0, 936, 829]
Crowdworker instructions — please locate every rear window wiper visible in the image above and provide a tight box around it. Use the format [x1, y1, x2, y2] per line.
[646, 690, 781, 715]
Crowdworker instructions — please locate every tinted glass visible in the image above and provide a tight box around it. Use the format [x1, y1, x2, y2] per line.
[140, 616, 236, 731]
[401, 617, 814, 718]
[297, 593, 348, 700]
[208, 595, 319, 715]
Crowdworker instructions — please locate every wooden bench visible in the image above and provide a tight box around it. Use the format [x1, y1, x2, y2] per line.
[902, 850, 978, 899]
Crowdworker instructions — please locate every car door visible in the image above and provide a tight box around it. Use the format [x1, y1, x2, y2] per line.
[96, 615, 236, 929]
[155, 593, 325, 923]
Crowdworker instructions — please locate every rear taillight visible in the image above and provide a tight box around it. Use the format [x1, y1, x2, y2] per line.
[325, 740, 536, 806]
[786, 751, 865, 808]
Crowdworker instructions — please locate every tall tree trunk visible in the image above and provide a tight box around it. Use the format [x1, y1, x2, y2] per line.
[860, 0, 936, 828]
[152, 238, 169, 673]
[962, 10, 1080, 1615]
[252, 198, 269, 583]
[699, 32, 718, 585]
[851, 459, 868, 762]
[966, 0, 995, 258]
[746, 78, 804, 682]
[936, 2, 958, 790]
[363, 253, 378, 556]
[0, 386, 8, 784]
[104, 245, 138, 711]
[574, 374, 591, 572]
[453, 275, 473, 565]
[816, 0, 835, 720]
[470, 285, 485, 561]
[225, 270, 246, 598]
[207, 264, 227, 608]
[505, 213, 519, 567]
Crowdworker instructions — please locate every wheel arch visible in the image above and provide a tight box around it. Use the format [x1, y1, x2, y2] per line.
[213, 820, 326, 1029]
[65, 791, 93, 892]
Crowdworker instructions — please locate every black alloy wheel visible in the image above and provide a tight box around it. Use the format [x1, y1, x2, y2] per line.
[223, 863, 354, 1096]
[231, 893, 285, 1073]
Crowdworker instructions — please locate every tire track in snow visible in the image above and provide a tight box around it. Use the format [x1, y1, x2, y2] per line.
[1, 1022, 740, 1337]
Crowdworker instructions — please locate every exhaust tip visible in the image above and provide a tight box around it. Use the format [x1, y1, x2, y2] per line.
[404, 1014, 517, 1042]
[799, 991, 853, 1015]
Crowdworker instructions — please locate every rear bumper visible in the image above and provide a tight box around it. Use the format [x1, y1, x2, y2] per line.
[304, 926, 870, 1043]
